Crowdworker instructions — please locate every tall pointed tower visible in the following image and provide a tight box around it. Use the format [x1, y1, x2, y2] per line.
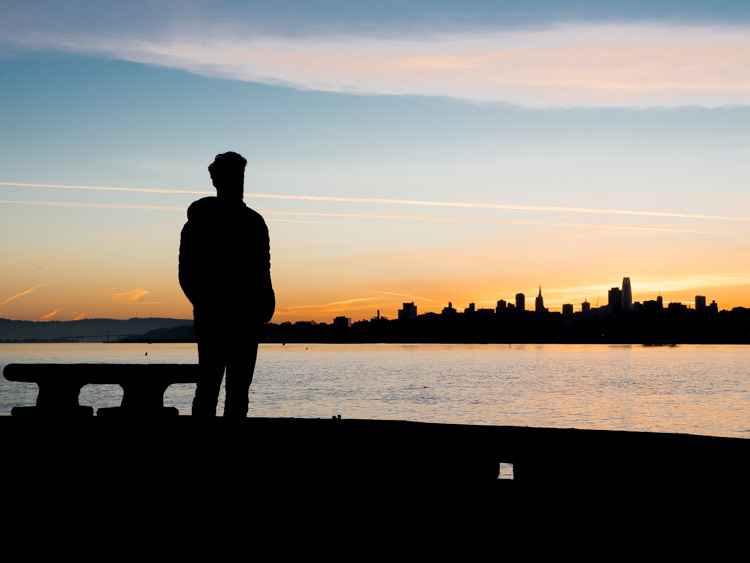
[535, 286, 546, 313]
[622, 277, 633, 310]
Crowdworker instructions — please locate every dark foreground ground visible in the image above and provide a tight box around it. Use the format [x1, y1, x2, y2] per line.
[3, 416, 748, 554]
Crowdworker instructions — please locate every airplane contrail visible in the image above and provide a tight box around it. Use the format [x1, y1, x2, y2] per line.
[249, 193, 750, 222]
[0, 182, 212, 196]
[0, 200, 185, 211]
[2, 181, 749, 222]
[0, 200, 743, 234]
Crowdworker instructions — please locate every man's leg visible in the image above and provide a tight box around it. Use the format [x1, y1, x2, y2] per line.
[193, 362, 225, 417]
[223, 340, 259, 418]
[192, 313, 225, 417]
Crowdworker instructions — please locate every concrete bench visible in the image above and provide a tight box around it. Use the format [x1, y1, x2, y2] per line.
[3, 363, 200, 417]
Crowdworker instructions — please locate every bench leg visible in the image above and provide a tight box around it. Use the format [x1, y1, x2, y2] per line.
[10, 380, 94, 417]
[100, 381, 177, 416]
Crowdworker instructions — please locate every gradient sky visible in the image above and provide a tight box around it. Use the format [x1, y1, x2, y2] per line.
[1, 1, 750, 323]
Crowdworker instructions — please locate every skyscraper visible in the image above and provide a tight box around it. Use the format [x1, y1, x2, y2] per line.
[535, 286, 546, 313]
[398, 302, 417, 321]
[496, 299, 507, 314]
[608, 287, 622, 313]
[515, 293, 525, 313]
[581, 299, 591, 313]
[622, 277, 632, 310]
[441, 302, 457, 316]
[333, 316, 351, 329]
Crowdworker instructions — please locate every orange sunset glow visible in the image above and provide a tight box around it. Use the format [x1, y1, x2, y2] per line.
[2, 4, 749, 326]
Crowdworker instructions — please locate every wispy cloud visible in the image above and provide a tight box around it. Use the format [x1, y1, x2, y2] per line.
[632, 273, 750, 294]
[280, 297, 375, 313]
[73, 313, 86, 321]
[270, 219, 352, 225]
[111, 288, 152, 303]
[0, 283, 48, 307]
[379, 291, 434, 302]
[263, 211, 743, 235]
[558, 272, 750, 301]
[39, 309, 61, 320]
[6, 23, 750, 107]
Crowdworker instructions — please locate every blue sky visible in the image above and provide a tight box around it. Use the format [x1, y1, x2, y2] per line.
[1, 1, 749, 322]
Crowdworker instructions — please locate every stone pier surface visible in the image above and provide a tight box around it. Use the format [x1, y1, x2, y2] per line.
[3, 363, 748, 549]
[3, 415, 748, 549]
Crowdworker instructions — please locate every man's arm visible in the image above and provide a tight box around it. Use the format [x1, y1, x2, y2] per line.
[259, 218, 275, 324]
[178, 220, 199, 306]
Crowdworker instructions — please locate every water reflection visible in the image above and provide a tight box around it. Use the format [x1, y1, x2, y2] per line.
[0, 342, 747, 437]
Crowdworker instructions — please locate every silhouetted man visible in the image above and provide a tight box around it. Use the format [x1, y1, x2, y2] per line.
[179, 152, 275, 417]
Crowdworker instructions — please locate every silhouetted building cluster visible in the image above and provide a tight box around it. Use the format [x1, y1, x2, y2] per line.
[262, 277, 748, 344]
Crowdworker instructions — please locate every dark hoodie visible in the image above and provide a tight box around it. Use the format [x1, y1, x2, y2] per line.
[179, 196, 275, 324]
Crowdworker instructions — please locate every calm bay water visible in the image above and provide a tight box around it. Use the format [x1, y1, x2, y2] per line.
[1, 342, 748, 438]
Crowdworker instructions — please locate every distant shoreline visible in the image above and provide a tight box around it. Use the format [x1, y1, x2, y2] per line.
[4, 305, 750, 344]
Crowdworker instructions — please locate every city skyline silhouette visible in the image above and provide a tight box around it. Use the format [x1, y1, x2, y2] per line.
[325, 276, 725, 325]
